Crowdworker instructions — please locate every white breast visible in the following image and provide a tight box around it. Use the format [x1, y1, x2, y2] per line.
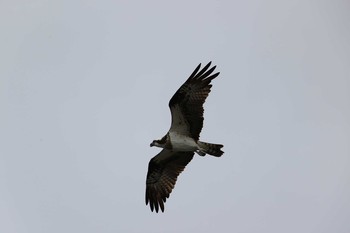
[168, 131, 198, 151]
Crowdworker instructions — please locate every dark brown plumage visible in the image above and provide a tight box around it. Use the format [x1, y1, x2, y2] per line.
[169, 62, 219, 140]
[146, 151, 194, 213]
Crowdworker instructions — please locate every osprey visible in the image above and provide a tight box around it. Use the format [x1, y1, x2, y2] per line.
[146, 62, 224, 213]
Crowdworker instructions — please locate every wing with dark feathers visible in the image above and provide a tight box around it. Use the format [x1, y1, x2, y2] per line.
[145, 150, 194, 213]
[169, 62, 219, 140]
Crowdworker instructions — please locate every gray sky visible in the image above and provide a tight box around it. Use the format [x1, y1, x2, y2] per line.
[1, 0, 349, 232]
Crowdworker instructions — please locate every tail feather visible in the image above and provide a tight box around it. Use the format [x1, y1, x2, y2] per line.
[197, 141, 224, 157]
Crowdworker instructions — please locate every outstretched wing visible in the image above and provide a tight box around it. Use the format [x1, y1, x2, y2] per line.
[145, 150, 194, 213]
[169, 62, 219, 140]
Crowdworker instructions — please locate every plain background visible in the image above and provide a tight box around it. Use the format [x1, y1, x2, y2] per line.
[1, 0, 349, 232]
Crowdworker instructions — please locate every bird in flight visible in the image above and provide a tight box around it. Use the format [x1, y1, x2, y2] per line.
[146, 62, 224, 212]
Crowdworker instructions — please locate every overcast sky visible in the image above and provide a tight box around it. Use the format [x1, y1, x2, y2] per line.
[1, 0, 349, 232]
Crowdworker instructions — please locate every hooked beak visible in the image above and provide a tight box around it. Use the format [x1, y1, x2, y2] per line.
[150, 142, 154, 147]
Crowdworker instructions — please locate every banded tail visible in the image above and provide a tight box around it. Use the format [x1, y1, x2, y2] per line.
[197, 141, 224, 157]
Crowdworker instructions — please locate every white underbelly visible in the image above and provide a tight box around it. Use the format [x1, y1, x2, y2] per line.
[168, 132, 198, 151]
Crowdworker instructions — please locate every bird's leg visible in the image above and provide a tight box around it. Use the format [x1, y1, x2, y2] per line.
[195, 150, 206, 156]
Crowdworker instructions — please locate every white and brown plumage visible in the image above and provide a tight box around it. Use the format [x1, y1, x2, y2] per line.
[146, 62, 224, 213]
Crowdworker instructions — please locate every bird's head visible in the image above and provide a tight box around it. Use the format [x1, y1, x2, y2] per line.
[150, 140, 161, 147]
[150, 135, 167, 148]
